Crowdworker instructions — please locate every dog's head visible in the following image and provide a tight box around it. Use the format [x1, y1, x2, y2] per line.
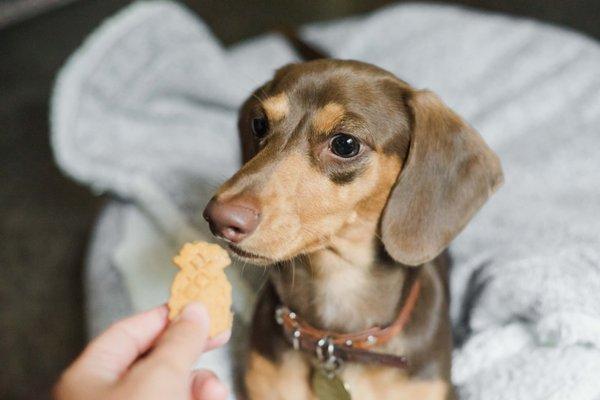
[204, 60, 502, 266]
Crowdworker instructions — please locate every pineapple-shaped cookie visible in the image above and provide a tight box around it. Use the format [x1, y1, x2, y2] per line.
[168, 242, 233, 337]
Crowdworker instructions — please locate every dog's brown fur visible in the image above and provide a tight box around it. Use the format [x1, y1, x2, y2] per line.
[211, 59, 503, 399]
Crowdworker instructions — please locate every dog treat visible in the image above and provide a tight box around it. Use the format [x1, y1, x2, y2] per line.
[167, 241, 233, 337]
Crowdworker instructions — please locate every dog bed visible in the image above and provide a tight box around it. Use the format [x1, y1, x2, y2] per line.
[51, 1, 600, 399]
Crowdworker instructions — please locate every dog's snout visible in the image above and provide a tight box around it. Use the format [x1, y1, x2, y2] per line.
[203, 198, 260, 243]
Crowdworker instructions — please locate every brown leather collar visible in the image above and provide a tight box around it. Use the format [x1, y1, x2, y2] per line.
[275, 271, 421, 371]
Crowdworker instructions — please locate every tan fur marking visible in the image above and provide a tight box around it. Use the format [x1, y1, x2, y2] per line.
[263, 93, 289, 122]
[245, 351, 315, 400]
[342, 365, 448, 400]
[312, 102, 345, 134]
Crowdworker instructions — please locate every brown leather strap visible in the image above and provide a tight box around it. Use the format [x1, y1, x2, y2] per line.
[275, 271, 421, 369]
[288, 332, 409, 368]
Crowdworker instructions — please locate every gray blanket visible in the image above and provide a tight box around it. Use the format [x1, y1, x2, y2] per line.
[51, 1, 600, 399]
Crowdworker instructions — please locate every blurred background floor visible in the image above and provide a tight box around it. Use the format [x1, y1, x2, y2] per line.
[0, 0, 598, 399]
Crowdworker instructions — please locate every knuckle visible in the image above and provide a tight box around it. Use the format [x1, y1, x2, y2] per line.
[148, 353, 188, 377]
[101, 320, 141, 351]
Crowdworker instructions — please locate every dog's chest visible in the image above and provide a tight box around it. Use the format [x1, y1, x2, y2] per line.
[272, 247, 406, 332]
[313, 266, 369, 330]
[311, 264, 405, 332]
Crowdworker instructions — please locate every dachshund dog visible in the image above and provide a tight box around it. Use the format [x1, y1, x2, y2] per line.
[203, 59, 503, 399]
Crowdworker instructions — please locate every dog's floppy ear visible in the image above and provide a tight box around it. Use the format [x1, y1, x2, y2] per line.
[381, 90, 503, 266]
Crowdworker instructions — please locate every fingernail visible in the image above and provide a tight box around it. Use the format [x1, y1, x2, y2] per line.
[179, 302, 209, 325]
[206, 330, 231, 350]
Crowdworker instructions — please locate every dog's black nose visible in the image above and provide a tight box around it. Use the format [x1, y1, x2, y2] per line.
[203, 197, 260, 243]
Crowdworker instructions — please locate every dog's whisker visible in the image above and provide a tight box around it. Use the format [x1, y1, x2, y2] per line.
[291, 258, 296, 290]
[251, 92, 269, 108]
[257, 85, 271, 102]
[299, 226, 330, 248]
[240, 258, 248, 277]
[255, 264, 271, 293]
[232, 68, 263, 88]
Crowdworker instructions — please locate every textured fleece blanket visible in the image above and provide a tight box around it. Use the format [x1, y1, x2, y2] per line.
[51, 1, 600, 399]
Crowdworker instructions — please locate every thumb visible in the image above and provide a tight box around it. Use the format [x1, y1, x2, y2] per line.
[191, 369, 229, 400]
[145, 302, 210, 372]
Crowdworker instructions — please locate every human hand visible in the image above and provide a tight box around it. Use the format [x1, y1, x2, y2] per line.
[54, 303, 230, 400]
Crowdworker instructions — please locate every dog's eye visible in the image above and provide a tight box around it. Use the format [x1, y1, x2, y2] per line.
[251, 117, 269, 139]
[330, 134, 360, 158]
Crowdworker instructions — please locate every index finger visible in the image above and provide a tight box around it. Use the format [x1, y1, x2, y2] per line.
[74, 305, 169, 382]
